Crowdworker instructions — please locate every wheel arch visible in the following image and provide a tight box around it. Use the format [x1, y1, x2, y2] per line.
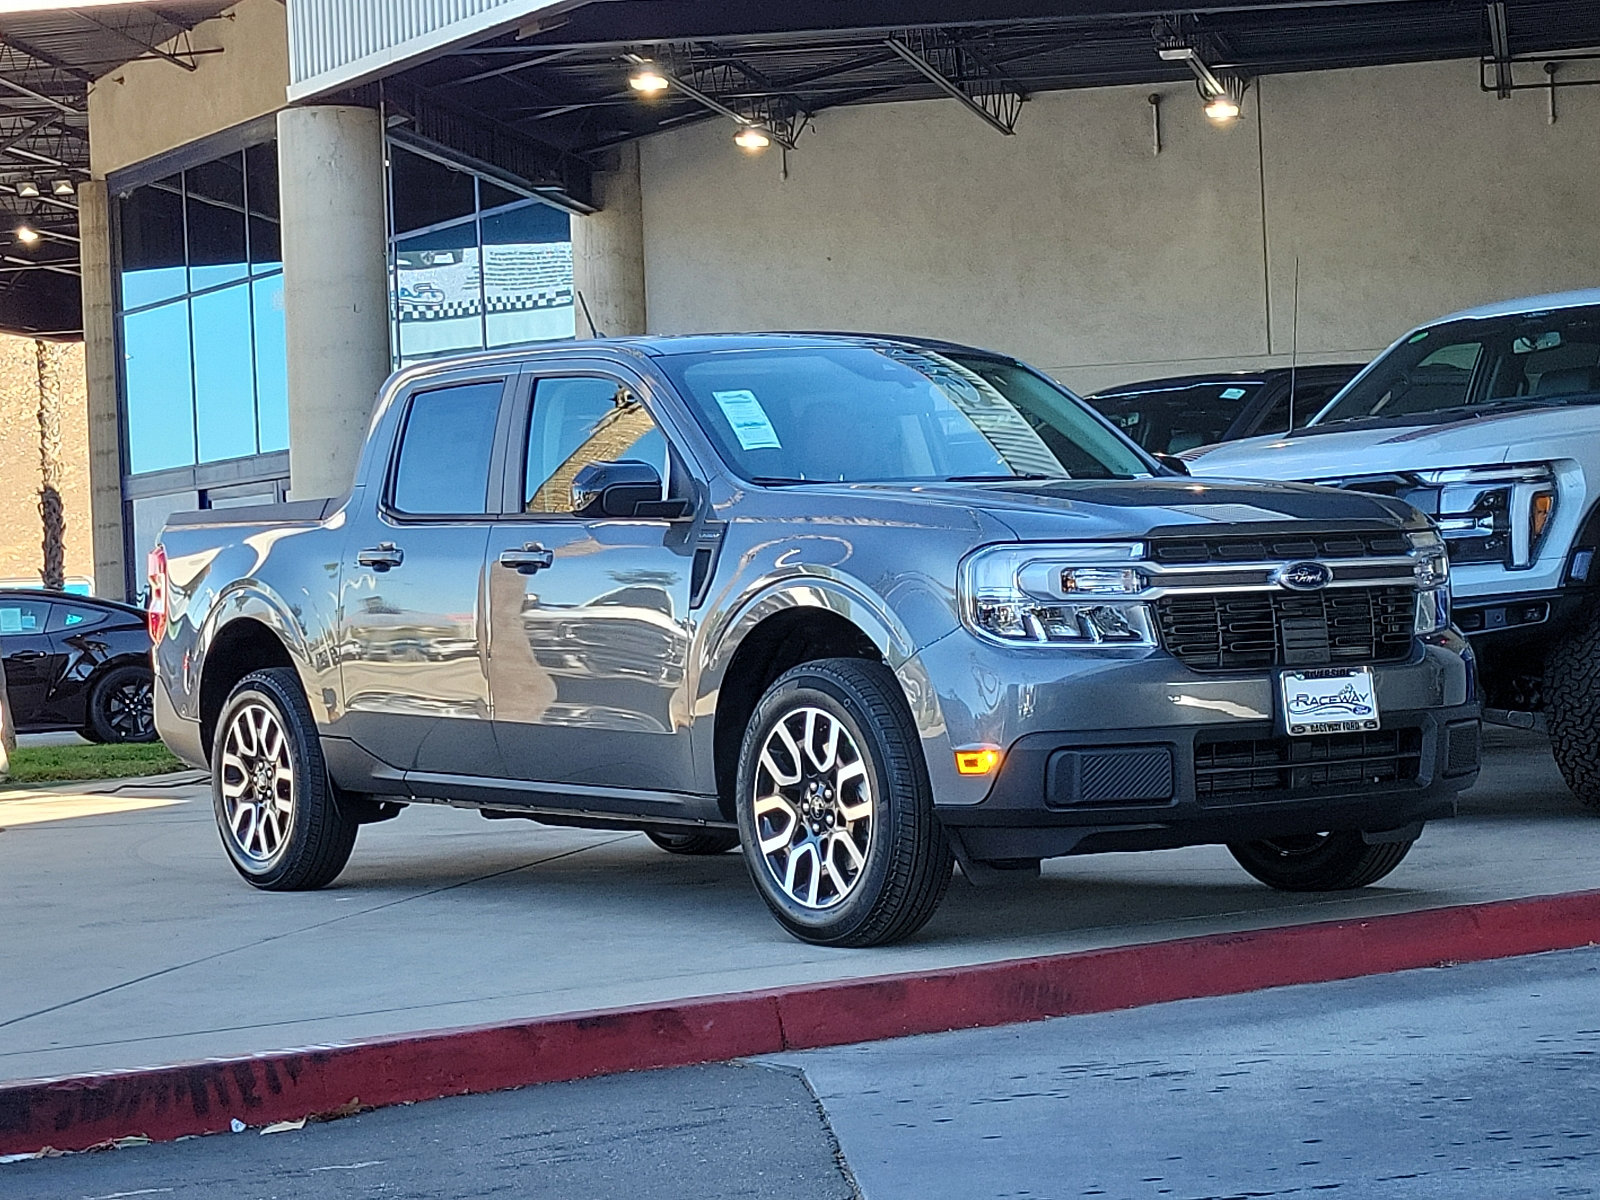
[702, 580, 938, 821]
[197, 615, 298, 759]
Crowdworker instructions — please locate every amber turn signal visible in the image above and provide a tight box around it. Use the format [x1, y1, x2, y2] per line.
[955, 748, 1002, 776]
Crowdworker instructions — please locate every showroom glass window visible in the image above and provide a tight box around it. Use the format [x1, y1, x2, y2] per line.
[388, 143, 575, 366]
[117, 143, 286, 476]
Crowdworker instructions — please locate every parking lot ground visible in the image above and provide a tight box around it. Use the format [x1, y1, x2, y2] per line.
[6, 946, 1597, 1199]
[1, 729, 1596, 1152]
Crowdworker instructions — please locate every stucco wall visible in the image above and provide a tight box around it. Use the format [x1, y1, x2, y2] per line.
[87, 0, 288, 179]
[637, 57, 1600, 394]
[0, 337, 93, 589]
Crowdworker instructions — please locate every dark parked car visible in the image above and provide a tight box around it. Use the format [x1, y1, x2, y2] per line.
[1087, 365, 1364, 456]
[0, 590, 156, 742]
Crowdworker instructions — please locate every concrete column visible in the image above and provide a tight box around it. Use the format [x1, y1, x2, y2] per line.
[572, 142, 647, 337]
[277, 105, 391, 500]
[77, 180, 128, 600]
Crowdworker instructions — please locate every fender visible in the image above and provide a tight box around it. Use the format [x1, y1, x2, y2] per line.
[692, 568, 956, 783]
[183, 581, 331, 723]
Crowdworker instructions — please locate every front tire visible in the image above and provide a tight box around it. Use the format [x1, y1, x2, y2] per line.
[735, 658, 953, 947]
[86, 664, 156, 743]
[1545, 604, 1600, 810]
[212, 667, 358, 890]
[1228, 830, 1415, 891]
[645, 829, 740, 855]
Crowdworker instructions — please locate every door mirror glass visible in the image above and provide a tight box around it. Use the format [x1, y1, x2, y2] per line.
[571, 460, 689, 518]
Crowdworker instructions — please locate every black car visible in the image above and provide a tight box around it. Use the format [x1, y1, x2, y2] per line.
[1086, 364, 1365, 456]
[0, 590, 156, 743]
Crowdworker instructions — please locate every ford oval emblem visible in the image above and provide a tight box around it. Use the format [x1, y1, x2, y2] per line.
[1275, 561, 1332, 591]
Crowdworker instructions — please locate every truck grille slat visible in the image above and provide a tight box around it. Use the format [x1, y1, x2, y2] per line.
[1154, 585, 1415, 670]
[1195, 728, 1424, 799]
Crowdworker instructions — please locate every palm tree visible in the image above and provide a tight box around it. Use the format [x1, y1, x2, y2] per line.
[35, 338, 65, 591]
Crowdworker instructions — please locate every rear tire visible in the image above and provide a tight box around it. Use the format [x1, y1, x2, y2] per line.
[736, 657, 953, 947]
[1228, 830, 1415, 891]
[86, 664, 156, 743]
[1545, 605, 1600, 810]
[211, 667, 358, 890]
[645, 829, 740, 855]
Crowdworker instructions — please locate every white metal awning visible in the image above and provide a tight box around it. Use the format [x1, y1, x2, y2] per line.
[286, 0, 584, 101]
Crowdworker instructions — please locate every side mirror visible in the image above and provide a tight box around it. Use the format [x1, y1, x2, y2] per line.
[571, 460, 690, 519]
[1154, 453, 1191, 476]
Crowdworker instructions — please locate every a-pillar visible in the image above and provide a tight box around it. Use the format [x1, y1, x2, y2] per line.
[572, 141, 646, 337]
[277, 105, 391, 500]
[76, 180, 128, 599]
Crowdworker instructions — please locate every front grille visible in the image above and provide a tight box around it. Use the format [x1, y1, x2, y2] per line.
[1155, 585, 1415, 670]
[1195, 728, 1424, 800]
[1149, 530, 1411, 564]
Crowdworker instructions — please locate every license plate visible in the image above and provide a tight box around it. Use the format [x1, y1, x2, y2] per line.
[1280, 667, 1380, 736]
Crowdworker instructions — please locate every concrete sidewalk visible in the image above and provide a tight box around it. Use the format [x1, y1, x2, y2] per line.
[0, 730, 1592, 1089]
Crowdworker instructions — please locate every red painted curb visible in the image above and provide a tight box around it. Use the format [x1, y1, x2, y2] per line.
[4, 889, 1599, 1155]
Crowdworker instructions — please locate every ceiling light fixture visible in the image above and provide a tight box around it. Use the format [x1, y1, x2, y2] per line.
[15, 225, 39, 244]
[734, 125, 771, 150]
[15, 180, 39, 198]
[51, 179, 74, 196]
[628, 64, 670, 93]
[1204, 93, 1241, 122]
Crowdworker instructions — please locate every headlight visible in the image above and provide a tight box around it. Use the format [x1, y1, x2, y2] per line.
[960, 543, 1157, 647]
[1415, 465, 1555, 570]
[1407, 529, 1451, 635]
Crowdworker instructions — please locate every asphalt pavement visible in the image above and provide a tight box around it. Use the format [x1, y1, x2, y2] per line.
[1, 729, 1590, 1085]
[6, 946, 1597, 1199]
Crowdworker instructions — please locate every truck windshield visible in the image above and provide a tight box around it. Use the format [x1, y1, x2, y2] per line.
[658, 345, 1152, 483]
[1316, 305, 1600, 427]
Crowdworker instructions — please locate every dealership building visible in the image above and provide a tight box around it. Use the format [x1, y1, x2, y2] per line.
[1, 0, 1599, 600]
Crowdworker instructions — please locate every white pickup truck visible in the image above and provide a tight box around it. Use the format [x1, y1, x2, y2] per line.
[1187, 289, 1600, 808]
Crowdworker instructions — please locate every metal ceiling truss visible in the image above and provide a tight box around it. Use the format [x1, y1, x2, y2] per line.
[882, 28, 1028, 135]
[655, 47, 811, 149]
[1480, 2, 1600, 98]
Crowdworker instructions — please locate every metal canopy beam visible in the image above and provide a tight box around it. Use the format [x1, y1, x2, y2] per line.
[883, 30, 1027, 134]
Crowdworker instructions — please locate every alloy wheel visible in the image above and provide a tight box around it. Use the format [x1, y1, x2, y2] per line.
[752, 705, 873, 909]
[106, 678, 153, 740]
[218, 701, 296, 863]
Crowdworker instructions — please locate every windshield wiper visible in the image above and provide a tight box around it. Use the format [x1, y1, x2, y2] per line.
[746, 476, 811, 486]
[943, 472, 1058, 482]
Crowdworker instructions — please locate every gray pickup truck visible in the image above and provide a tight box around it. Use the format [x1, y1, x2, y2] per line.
[151, 334, 1480, 947]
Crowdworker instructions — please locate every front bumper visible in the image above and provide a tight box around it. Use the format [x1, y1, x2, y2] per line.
[911, 627, 1479, 862]
[934, 703, 1479, 862]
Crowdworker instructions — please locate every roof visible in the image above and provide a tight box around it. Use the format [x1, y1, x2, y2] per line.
[1089, 364, 1366, 397]
[1427, 288, 1600, 326]
[0, 1, 232, 338]
[382, 0, 1600, 211]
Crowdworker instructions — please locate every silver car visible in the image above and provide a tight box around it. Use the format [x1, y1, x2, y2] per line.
[150, 334, 1479, 946]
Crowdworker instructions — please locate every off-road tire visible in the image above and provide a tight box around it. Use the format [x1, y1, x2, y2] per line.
[645, 829, 740, 855]
[1228, 830, 1416, 891]
[735, 657, 953, 947]
[85, 664, 157, 743]
[1545, 604, 1600, 810]
[212, 667, 358, 890]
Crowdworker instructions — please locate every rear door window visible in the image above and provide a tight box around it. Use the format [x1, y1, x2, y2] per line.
[390, 379, 506, 516]
[0, 598, 51, 636]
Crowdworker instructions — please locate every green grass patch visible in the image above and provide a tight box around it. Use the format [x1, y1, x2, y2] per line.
[3, 742, 186, 785]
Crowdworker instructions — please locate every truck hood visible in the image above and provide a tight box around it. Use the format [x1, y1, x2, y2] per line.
[1185, 403, 1600, 483]
[808, 477, 1419, 541]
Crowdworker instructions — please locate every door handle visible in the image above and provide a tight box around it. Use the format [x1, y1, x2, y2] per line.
[357, 542, 404, 571]
[10, 649, 45, 661]
[498, 542, 555, 574]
